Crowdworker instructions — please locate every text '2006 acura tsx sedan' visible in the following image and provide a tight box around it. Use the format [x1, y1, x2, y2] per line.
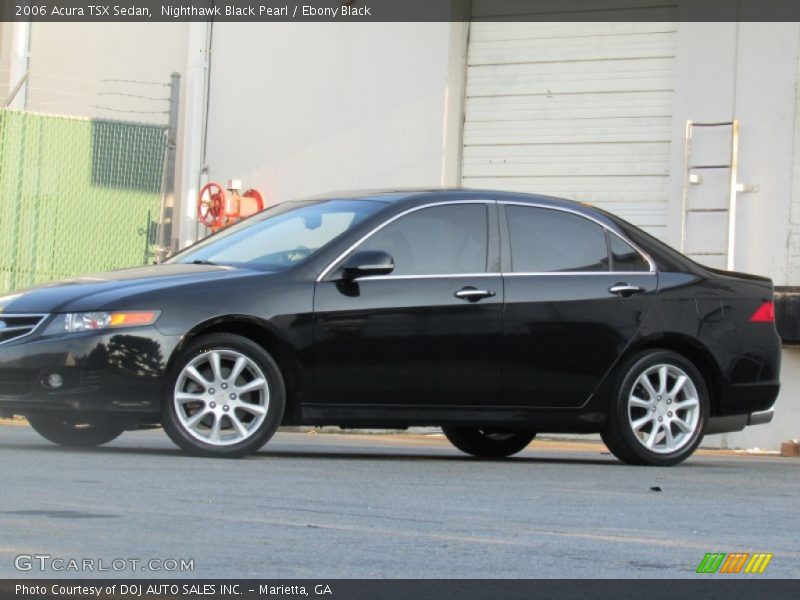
[0, 189, 780, 465]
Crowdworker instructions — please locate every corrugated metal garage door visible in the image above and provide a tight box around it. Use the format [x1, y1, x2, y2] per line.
[461, 7, 677, 238]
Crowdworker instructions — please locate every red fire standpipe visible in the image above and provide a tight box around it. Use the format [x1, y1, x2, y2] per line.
[197, 179, 264, 232]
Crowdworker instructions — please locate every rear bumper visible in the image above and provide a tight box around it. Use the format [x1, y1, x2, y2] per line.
[706, 409, 774, 435]
[722, 380, 780, 415]
[0, 327, 179, 418]
[747, 409, 774, 426]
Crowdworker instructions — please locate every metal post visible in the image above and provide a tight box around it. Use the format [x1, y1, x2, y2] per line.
[680, 120, 693, 253]
[726, 120, 740, 272]
[8, 20, 31, 110]
[178, 20, 212, 249]
[157, 72, 181, 263]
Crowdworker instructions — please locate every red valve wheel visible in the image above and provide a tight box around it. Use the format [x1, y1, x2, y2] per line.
[198, 182, 226, 229]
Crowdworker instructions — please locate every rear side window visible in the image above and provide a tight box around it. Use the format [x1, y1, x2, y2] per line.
[506, 206, 609, 273]
[609, 234, 650, 272]
[358, 204, 488, 275]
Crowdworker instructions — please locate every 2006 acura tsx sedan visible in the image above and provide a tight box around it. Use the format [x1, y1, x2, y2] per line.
[0, 190, 780, 465]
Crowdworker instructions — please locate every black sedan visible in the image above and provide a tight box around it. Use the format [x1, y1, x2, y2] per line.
[0, 189, 780, 465]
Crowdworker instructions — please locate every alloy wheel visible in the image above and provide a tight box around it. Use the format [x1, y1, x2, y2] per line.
[627, 363, 700, 454]
[173, 349, 270, 446]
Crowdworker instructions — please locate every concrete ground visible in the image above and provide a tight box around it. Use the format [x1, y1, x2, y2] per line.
[0, 422, 797, 579]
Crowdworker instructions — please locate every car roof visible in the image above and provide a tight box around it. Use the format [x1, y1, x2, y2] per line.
[292, 188, 444, 203]
[297, 187, 592, 210]
[294, 188, 618, 233]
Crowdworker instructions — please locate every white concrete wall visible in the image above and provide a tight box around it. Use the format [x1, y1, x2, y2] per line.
[731, 23, 798, 284]
[789, 35, 800, 287]
[202, 23, 458, 207]
[665, 22, 739, 255]
[723, 22, 800, 449]
[23, 22, 189, 124]
[726, 22, 800, 450]
[666, 22, 800, 280]
[0, 22, 14, 96]
[665, 22, 800, 449]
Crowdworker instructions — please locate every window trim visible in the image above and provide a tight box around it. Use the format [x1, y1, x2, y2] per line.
[348, 273, 498, 282]
[499, 201, 656, 275]
[316, 200, 495, 282]
[606, 229, 652, 274]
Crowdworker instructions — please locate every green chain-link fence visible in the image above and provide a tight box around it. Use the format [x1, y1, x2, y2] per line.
[0, 109, 167, 294]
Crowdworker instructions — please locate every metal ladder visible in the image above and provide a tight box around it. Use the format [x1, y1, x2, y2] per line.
[680, 120, 757, 271]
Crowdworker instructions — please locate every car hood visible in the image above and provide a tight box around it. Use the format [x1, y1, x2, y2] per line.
[0, 263, 265, 314]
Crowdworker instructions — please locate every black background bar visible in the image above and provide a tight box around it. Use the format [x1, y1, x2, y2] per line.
[1, 579, 798, 600]
[5, 0, 800, 22]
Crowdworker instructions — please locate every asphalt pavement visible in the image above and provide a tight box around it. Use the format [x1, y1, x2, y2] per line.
[0, 423, 797, 579]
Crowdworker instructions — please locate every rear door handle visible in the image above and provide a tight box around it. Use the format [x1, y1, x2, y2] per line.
[609, 283, 644, 297]
[455, 287, 496, 301]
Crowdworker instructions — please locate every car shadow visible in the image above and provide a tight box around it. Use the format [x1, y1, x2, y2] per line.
[0, 438, 630, 467]
[0, 427, 728, 467]
[256, 449, 620, 466]
[0, 440, 183, 458]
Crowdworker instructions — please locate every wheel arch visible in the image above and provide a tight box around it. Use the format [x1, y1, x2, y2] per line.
[617, 333, 725, 417]
[165, 315, 304, 423]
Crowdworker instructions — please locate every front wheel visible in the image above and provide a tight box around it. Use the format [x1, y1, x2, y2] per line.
[442, 426, 536, 458]
[27, 416, 124, 447]
[601, 350, 709, 466]
[162, 333, 285, 458]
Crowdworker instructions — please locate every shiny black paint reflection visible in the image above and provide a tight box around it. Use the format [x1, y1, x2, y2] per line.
[314, 276, 503, 406]
[630, 271, 780, 415]
[0, 326, 178, 415]
[503, 273, 657, 408]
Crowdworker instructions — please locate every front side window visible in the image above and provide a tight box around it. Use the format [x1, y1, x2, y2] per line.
[171, 200, 383, 271]
[506, 206, 609, 273]
[356, 204, 489, 276]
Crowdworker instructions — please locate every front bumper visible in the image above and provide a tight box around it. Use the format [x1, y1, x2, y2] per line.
[0, 325, 181, 418]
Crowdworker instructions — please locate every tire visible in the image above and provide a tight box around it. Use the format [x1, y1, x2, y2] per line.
[442, 426, 536, 458]
[601, 350, 709, 466]
[27, 416, 124, 447]
[162, 333, 285, 458]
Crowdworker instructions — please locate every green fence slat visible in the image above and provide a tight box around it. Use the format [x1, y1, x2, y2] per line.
[0, 109, 166, 294]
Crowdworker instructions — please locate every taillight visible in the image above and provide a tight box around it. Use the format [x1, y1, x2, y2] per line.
[750, 301, 775, 323]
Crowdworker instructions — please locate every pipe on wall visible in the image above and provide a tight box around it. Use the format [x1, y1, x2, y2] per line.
[177, 19, 213, 249]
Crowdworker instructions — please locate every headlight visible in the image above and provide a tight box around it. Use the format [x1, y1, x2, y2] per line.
[62, 311, 160, 333]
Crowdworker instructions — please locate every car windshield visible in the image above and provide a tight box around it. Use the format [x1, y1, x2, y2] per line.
[170, 199, 383, 271]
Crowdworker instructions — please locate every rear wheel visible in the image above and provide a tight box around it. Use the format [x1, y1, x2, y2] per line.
[162, 333, 285, 458]
[601, 350, 709, 466]
[442, 426, 536, 458]
[27, 416, 124, 447]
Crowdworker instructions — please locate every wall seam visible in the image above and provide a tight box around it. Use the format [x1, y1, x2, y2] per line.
[786, 24, 800, 286]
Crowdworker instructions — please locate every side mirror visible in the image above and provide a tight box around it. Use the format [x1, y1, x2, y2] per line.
[342, 251, 395, 279]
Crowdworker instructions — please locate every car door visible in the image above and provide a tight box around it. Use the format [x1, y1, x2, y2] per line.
[501, 203, 657, 408]
[313, 201, 503, 408]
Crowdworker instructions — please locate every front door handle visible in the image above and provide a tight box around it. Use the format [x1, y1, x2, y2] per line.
[455, 287, 496, 302]
[609, 283, 644, 297]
